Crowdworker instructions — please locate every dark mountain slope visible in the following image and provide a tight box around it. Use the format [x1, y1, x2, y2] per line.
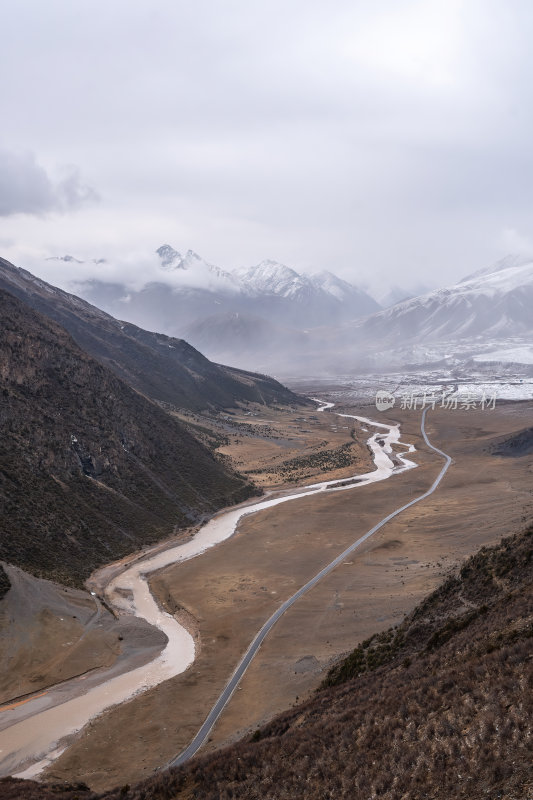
[491, 426, 533, 457]
[99, 523, 533, 800]
[0, 778, 95, 799]
[0, 565, 10, 601]
[0, 258, 305, 411]
[0, 289, 254, 586]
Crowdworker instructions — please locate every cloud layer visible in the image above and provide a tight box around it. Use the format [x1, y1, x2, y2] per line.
[0, 149, 98, 217]
[1, 1, 533, 293]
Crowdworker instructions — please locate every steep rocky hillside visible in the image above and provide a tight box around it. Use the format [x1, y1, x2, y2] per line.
[0, 289, 254, 586]
[0, 258, 306, 411]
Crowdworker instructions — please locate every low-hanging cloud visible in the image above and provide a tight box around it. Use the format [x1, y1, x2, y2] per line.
[3, 1, 533, 289]
[0, 149, 98, 217]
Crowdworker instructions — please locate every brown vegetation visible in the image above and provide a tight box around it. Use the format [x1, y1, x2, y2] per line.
[0, 777, 95, 799]
[247, 438, 360, 481]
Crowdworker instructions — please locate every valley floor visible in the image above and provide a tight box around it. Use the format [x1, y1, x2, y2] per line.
[174, 400, 374, 488]
[31, 395, 533, 791]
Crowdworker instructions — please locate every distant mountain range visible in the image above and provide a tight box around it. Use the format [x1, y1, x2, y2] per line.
[191, 256, 533, 372]
[70, 246, 380, 341]
[337, 257, 533, 360]
[24, 250, 533, 373]
[175, 254, 533, 372]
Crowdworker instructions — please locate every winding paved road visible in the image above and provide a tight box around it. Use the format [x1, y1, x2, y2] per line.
[169, 407, 452, 768]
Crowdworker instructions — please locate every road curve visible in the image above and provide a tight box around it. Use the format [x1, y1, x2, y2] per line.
[168, 407, 452, 768]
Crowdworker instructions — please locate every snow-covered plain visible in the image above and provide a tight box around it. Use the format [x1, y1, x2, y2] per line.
[291, 368, 533, 406]
[473, 346, 533, 365]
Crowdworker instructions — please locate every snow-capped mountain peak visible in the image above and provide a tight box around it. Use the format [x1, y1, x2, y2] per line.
[46, 254, 84, 264]
[156, 244, 182, 269]
[155, 245, 234, 282]
[155, 245, 211, 272]
[459, 258, 533, 296]
[181, 249, 204, 266]
[310, 269, 361, 301]
[349, 257, 533, 346]
[233, 259, 308, 298]
[460, 253, 533, 283]
[51, 246, 380, 343]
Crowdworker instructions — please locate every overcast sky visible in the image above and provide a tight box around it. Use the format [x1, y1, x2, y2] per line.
[2, 0, 533, 295]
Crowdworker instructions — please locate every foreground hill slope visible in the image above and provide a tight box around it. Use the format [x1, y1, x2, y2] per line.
[0, 257, 303, 411]
[0, 289, 254, 586]
[117, 522, 531, 800]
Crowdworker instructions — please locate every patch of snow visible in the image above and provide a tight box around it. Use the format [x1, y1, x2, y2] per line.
[474, 346, 533, 365]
